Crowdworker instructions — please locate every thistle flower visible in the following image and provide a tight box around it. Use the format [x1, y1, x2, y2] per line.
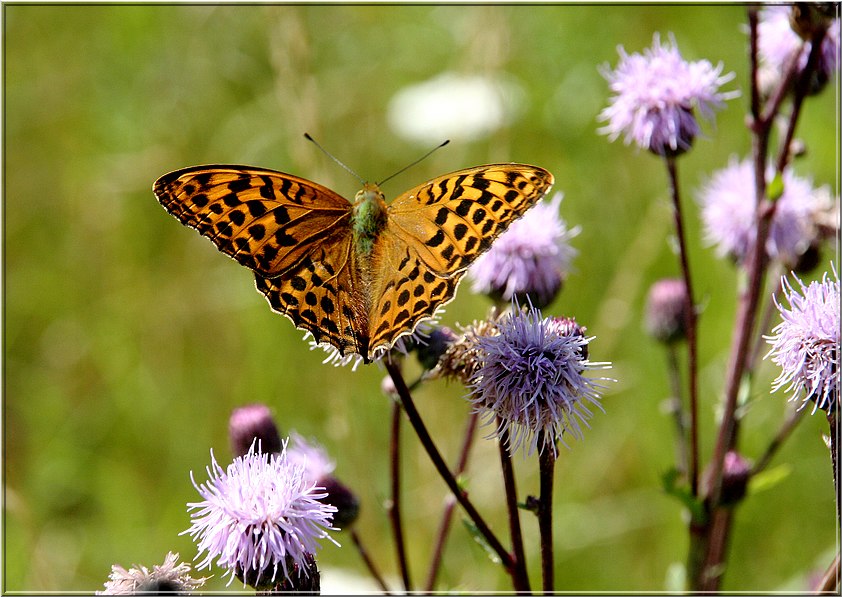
[97, 552, 206, 595]
[229, 403, 283, 458]
[644, 278, 690, 344]
[765, 266, 840, 413]
[469, 193, 577, 308]
[288, 432, 360, 529]
[468, 301, 610, 456]
[698, 157, 831, 266]
[409, 326, 459, 371]
[183, 444, 338, 589]
[758, 5, 840, 95]
[599, 33, 737, 156]
[429, 314, 502, 385]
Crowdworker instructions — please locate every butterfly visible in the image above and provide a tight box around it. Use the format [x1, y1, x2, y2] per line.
[153, 162, 554, 363]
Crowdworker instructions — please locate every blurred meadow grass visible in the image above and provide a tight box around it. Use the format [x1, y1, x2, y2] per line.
[3, 4, 838, 593]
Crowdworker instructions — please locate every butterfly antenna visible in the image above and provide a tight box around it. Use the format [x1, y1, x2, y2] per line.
[304, 133, 365, 184]
[377, 139, 450, 186]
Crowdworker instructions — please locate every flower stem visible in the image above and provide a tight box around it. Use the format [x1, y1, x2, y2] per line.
[775, 24, 829, 173]
[827, 408, 839, 529]
[664, 155, 700, 496]
[816, 553, 841, 594]
[389, 400, 411, 591]
[694, 11, 828, 592]
[498, 427, 531, 592]
[538, 443, 556, 592]
[383, 360, 517, 577]
[350, 528, 392, 594]
[750, 405, 807, 476]
[747, 265, 783, 370]
[665, 343, 689, 477]
[424, 411, 480, 592]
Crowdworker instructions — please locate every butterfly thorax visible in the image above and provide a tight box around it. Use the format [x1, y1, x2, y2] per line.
[352, 183, 389, 256]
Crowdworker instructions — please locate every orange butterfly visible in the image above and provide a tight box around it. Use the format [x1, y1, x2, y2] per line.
[154, 163, 553, 363]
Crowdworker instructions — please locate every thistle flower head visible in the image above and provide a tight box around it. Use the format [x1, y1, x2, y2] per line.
[97, 552, 207, 595]
[599, 33, 737, 156]
[229, 403, 283, 458]
[645, 278, 690, 344]
[765, 266, 840, 413]
[469, 193, 578, 308]
[183, 443, 338, 588]
[429, 314, 502, 385]
[468, 301, 610, 456]
[287, 432, 360, 529]
[699, 157, 831, 266]
[758, 5, 840, 95]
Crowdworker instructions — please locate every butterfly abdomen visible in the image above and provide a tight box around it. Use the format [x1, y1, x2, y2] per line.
[352, 183, 388, 256]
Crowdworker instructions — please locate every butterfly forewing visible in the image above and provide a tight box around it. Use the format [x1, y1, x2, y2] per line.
[385, 164, 554, 275]
[366, 164, 554, 352]
[153, 166, 352, 278]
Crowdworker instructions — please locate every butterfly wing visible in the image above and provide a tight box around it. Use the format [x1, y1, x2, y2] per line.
[253, 234, 372, 360]
[153, 165, 352, 279]
[154, 165, 372, 357]
[366, 164, 554, 354]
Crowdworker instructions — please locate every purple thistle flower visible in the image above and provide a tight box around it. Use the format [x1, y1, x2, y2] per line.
[765, 266, 840, 413]
[287, 432, 336, 482]
[599, 33, 737, 156]
[288, 432, 360, 529]
[229, 403, 283, 458]
[468, 301, 610, 456]
[644, 278, 690, 344]
[183, 443, 338, 588]
[758, 5, 839, 95]
[469, 193, 578, 308]
[698, 157, 831, 265]
[97, 552, 207, 595]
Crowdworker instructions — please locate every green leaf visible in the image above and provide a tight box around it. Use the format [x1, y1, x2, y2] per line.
[768, 173, 785, 202]
[749, 463, 792, 494]
[462, 518, 502, 564]
[662, 468, 706, 522]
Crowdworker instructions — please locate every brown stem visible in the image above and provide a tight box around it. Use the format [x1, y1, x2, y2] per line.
[498, 427, 531, 592]
[424, 411, 480, 592]
[750, 406, 807, 477]
[695, 11, 828, 593]
[775, 24, 828, 174]
[383, 360, 516, 576]
[827, 409, 839, 530]
[350, 529, 392, 594]
[666, 343, 689, 477]
[816, 553, 841, 594]
[698, 509, 734, 592]
[538, 443, 556, 592]
[389, 401, 411, 591]
[748, 265, 784, 370]
[664, 156, 700, 496]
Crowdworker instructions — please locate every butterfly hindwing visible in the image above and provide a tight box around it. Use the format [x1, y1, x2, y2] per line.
[153, 165, 353, 278]
[367, 238, 461, 356]
[253, 234, 372, 360]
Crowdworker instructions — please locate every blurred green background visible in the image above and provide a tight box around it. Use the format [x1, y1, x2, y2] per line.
[4, 4, 838, 593]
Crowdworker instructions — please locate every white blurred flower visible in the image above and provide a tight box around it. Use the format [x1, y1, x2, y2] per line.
[387, 72, 522, 144]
